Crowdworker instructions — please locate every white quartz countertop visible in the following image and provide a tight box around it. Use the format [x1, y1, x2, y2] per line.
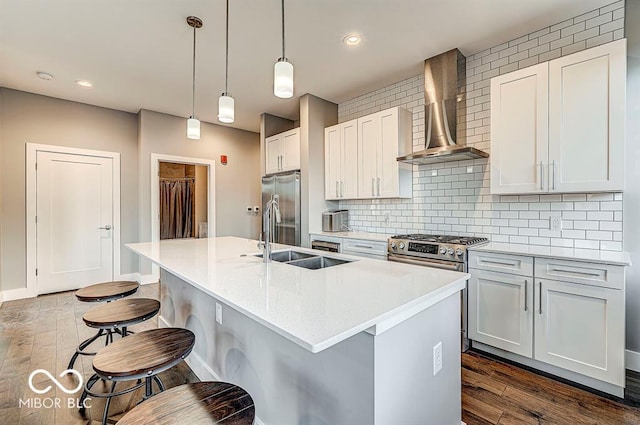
[468, 242, 631, 266]
[126, 237, 468, 353]
[310, 231, 392, 242]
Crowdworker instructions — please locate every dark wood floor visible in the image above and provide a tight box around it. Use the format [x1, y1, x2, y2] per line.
[462, 351, 640, 424]
[2, 284, 640, 424]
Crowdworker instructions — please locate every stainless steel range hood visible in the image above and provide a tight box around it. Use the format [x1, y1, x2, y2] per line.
[397, 48, 489, 165]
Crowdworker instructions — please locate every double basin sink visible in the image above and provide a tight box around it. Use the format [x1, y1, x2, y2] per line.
[255, 250, 353, 270]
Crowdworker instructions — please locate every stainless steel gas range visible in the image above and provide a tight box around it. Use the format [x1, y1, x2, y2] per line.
[387, 234, 489, 351]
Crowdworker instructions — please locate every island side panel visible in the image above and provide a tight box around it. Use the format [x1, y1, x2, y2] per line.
[160, 269, 375, 425]
[373, 292, 461, 425]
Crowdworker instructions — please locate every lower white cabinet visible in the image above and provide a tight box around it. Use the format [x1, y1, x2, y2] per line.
[468, 270, 533, 357]
[534, 278, 625, 387]
[341, 238, 388, 260]
[468, 251, 625, 389]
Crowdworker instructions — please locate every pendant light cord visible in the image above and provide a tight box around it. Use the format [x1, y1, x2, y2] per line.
[225, 0, 229, 94]
[281, 0, 285, 59]
[192, 23, 196, 117]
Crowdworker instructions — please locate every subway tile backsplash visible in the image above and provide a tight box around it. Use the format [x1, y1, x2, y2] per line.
[338, 0, 625, 251]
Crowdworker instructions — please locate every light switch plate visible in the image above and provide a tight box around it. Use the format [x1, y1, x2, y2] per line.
[215, 303, 223, 325]
[433, 341, 443, 376]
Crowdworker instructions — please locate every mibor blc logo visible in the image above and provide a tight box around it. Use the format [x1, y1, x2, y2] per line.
[19, 369, 91, 409]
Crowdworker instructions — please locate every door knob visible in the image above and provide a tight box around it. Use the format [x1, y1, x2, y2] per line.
[99, 225, 112, 230]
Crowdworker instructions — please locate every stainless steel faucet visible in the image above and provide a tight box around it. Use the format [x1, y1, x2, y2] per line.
[258, 194, 281, 262]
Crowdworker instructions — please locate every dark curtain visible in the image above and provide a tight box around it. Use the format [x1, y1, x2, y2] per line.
[160, 180, 194, 239]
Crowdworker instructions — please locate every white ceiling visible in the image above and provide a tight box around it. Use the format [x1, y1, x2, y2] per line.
[0, 0, 614, 133]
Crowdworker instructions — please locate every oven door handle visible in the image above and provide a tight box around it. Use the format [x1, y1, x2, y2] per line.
[387, 254, 464, 272]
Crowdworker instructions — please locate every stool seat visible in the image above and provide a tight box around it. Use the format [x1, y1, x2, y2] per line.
[83, 298, 160, 329]
[75, 281, 139, 302]
[117, 382, 256, 425]
[93, 328, 195, 379]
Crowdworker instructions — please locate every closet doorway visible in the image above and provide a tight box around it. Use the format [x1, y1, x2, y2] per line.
[159, 161, 207, 239]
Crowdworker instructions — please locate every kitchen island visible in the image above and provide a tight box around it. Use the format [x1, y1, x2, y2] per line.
[126, 236, 469, 425]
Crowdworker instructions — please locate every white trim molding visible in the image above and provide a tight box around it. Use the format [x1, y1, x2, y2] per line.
[26, 143, 123, 297]
[626, 350, 640, 373]
[150, 154, 216, 281]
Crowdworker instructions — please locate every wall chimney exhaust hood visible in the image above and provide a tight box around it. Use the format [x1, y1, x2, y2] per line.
[397, 48, 489, 165]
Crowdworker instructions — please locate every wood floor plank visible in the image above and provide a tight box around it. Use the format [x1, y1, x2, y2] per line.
[462, 389, 503, 424]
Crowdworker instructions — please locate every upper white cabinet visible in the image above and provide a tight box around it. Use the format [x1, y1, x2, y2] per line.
[266, 127, 300, 174]
[324, 107, 411, 200]
[358, 107, 412, 199]
[325, 119, 358, 200]
[491, 39, 626, 194]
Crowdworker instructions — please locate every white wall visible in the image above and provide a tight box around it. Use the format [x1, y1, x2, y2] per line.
[137, 110, 261, 274]
[0, 88, 139, 291]
[338, 1, 625, 252]
[624, 0, 640, 354]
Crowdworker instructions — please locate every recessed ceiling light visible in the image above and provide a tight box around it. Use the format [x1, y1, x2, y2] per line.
[36, 71, 54, 80]
[343, 34, 362, 46]
[75, 80, 93, 88]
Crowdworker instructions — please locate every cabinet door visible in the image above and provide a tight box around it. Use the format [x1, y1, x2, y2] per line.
[534, 278, 625, 386]
[325, 125, 341, 200]
[341, 120, 359, 199]
[490, 63, 549, 194]
[548, 39, 625, 192]
[358, 114, 380, 198]
[378, 108, 400, 198]
[265, 135, 282, 174]
[282, 129, 300, 172]
[469, 269, 533, 357]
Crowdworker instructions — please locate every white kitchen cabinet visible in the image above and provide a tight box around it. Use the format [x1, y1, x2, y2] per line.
[325, 119, 358, 200]
[490, 39, 626, 194]
[468, 250, 626, 392]
[534, 278, 625, 387]
[265, 127, 300, 174]
[341, 238, 388, 260]
[468, 269, 533, 357]
[357, 107, 412, 199]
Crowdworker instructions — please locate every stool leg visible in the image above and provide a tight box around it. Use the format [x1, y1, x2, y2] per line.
[102, 381, 117, 425]
[68, 329, 105, 370]
[79, 374, 100, 415]
[144, 377, 152, 399]
[152, 375, 165, 392]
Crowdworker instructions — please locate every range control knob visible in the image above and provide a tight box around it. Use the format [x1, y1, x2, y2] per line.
[455, 248, 463, 256]
[447, 248, 454, 255]
[399, 242, 405, 249]
[439, 247, 447, 255]
[390, 242, 397, 250]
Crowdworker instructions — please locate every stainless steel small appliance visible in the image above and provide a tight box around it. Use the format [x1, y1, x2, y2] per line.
[322, 210, 349, 232]
[387, 234, 489, 351]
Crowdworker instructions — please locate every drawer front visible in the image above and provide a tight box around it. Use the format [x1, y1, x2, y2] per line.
[534, 258, 624, 289]
[342, 238, 388, 257]
[468, 252, 533, 277]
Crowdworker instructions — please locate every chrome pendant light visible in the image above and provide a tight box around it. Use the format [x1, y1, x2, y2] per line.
[274, 0, 293, 98]
[186, 16, 203, 139]
[218, 0, 234, 123]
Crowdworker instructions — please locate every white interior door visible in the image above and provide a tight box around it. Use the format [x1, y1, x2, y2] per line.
[36, 151, 113, 294]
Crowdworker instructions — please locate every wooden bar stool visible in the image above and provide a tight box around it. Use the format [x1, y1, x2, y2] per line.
[117, 382, 255, 425]
[80, 327, 195, 425]
[68, 281, 140, 370]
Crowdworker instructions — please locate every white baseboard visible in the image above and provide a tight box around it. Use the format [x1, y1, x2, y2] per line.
[2, 287, 36, 302]
[626, 349, 640, 372]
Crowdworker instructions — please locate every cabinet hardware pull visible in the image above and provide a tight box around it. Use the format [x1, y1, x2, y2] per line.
[372, 178, 375, 196]
[481, 259, 518, 267]
[353, 244, 373, 249]
[336, 181, 339, 198]
[549, 266, 602, 277]
[539, 282, 543, 315]
[377, 177, 381, 196]
[552, 160, 557, 191]
[341, 181, 344, 197]
[539, 162, 544, 190]
[524, 279, 528, 312]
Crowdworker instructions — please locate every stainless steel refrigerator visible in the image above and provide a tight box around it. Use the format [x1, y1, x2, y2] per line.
[261, 171, 301, 246]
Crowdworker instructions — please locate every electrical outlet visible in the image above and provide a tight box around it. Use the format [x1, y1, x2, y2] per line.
[466, 166, 473, 173]
[215, 303, 223, 325]
[433, 341, 443, 376]
[431, 170, 438, 177]
[550, 217, 562, 231]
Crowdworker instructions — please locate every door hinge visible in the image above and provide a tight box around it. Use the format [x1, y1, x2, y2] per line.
[35, 162, 37, 170]
[35, 268, 38, 276]
[35, 216, 37, 223]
